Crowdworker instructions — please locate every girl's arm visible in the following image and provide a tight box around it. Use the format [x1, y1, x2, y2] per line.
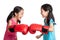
[48, 23, 54, 32]
[8, 20, 12, 26]
[7, 20, 12, 31]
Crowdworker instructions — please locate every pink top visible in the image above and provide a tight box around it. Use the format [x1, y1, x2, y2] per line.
[4, 18, 17, 40]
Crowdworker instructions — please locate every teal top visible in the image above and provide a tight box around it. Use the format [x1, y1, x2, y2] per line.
[43, 19, 56, 40]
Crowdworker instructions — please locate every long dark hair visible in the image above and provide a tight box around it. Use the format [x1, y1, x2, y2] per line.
[7, 6, 23, 23]
[41, 4, 55, 25]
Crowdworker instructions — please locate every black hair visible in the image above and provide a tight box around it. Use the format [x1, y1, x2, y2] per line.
[41, 4, 55, 25]
[7, 6, 23, 23]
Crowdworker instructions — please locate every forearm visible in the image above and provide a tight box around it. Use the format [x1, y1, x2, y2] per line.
[48, 27, 54, 32]
[39, 33, 43, 37]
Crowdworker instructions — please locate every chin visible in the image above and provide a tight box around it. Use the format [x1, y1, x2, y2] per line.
[42, 16, 44, 18]
[19, 18, 21, 20]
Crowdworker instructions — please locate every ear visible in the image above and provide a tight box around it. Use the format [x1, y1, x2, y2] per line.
[15, 13, 18, 16]
[47, 10, 49, 13]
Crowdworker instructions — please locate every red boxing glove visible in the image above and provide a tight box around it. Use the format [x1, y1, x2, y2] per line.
[9, 24, 29, 35]
[29, 24, 49, 34]
[29, 24, 42, 34]
[41, 25, 49, 34]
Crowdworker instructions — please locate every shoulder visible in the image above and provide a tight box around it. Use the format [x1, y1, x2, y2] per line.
[49, 18, 54, 23]
[49, 18, 56, 25]
[8, 19, 12, 26]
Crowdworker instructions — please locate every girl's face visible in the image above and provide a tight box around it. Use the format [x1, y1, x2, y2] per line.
[15, 10, 24, 20]
[41, 8, 48, 18]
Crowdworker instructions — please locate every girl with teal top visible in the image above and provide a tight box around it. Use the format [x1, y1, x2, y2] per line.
[36, 4, 56, 40]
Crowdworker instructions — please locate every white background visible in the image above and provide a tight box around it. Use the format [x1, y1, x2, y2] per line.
[0, 0, 60, 40]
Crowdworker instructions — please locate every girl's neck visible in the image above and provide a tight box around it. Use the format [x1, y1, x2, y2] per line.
[45, 18, 47, 20]
[45, 17, 47, 22]
[12, 17, 18, 23]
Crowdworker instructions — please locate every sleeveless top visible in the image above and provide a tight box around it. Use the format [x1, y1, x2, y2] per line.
[43, 18, 56, 40]
[4, 18, 17, 40]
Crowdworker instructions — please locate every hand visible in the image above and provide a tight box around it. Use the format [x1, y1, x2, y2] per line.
[36, 34, 43, 39]
[36, 35, 40, 39]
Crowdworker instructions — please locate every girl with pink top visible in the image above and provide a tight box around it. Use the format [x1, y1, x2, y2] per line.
[4, 6, 24, 40]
